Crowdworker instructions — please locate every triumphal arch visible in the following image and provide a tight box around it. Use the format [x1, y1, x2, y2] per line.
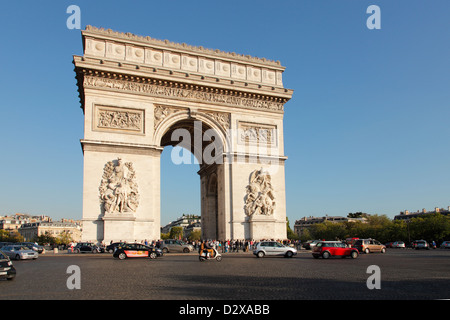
[73, 26, 293, 243]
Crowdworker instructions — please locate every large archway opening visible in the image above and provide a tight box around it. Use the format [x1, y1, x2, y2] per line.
[158, 117, 224, 240]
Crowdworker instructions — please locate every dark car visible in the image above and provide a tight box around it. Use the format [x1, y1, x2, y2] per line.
[18, 242, 44, 254]
[106, 242, 125, 253]
[113, 243, 163, 260]
[0, 250, 16, 280]
[312, 241, 359, 259]
[74, 242, 104, 253]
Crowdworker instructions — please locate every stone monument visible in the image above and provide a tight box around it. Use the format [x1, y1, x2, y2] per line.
[73, 26, 293, 243]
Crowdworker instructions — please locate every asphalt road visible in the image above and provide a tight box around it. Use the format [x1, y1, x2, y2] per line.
[1, 249, 449, 301]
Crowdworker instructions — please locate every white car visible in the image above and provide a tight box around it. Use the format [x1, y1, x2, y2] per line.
[440, 241, 450, 249]
[391, 241, 405, 248]
[1, 245, 38, 260]
[253, 241, 297, 258]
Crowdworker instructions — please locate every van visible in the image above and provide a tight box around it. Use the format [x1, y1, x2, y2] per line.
[353, 239, 386, 254]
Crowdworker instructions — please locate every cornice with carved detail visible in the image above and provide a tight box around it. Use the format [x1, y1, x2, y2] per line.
[76, 68, 288, 113]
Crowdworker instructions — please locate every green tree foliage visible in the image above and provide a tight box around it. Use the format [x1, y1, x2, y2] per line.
[35, 233, 57, 245]
[0, 230, 23, 242]
[305, 213, 450, 244]
[286, 217, 299, 240]
[169, 226, 183, 239]
[188, 230, 201, 241]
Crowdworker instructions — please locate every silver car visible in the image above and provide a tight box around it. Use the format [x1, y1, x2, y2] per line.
[159, 239, 194, 253]
[253, 241, 297, 258]
[2, 245, 38, 260]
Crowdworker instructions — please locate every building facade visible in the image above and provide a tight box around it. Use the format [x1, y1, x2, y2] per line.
[294, 215, 367, 237]
[19, 220, 82, 243]
[394, 206, 450, 221]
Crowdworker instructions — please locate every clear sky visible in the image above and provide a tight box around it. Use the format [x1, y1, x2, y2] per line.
[0, 1, 449, 226]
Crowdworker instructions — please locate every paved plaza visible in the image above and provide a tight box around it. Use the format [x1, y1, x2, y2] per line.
[1, 249, 449, 301]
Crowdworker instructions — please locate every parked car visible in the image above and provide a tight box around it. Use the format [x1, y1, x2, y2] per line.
[74, 242, 104, 253]
[106, 242, 125, 253]
[415, 240, 429, 250]
[113, 243, 163, 260]
[312, 241, 359, 259]
[253, 241, 297, 258]
[345, 238, 359, 247]
[18, 242, 44, 254]
[391, 241, 405, 248]
[0, 250, 16, 280]
[440, 241, 450, 249]
[1, 245, 38, 260]
[302, 240, 320, 250]
[158, 239, 194, 253]
[353, 239, 386, 254]
[0, 242, 13, 249]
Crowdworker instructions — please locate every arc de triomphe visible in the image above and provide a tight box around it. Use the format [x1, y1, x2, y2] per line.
[73, 26, 293, 243]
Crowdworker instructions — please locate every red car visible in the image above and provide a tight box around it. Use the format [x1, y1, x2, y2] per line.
[312, 241, 359, 259]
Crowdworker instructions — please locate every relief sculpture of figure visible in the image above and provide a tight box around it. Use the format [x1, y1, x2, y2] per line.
[244, 168, 275, 216]
[99, 158, 139, 214]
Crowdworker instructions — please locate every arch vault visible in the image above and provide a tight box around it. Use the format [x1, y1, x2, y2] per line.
[73, 26, 293, 242]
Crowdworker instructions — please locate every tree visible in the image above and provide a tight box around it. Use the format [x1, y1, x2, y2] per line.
[286, 217, 299, 240]
[188, 230, 201, 241]
[169, 226, 183, 239]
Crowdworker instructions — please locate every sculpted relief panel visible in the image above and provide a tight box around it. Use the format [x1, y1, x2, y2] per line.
[238, 121, 277, 146]
[99, 158, 140, 215]
[94, 105, 144, 134]
[244, 168, 276, 217]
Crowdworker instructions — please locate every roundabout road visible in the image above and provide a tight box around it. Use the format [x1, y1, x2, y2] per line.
[1, 249, 449, 300]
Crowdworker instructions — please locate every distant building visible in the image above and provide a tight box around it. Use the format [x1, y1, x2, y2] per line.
[294, 215, 367, 237]
[161, 214, 201, 235]
[19, 220, 83, 242]
[0, 214, 51, 237]
[394, 206, 450, 221]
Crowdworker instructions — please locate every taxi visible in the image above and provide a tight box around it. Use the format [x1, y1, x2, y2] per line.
[113, 243, 162, 260]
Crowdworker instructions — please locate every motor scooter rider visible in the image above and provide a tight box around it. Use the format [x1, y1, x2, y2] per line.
[205, 240, 214, 258]
[200, 240, 214, 258]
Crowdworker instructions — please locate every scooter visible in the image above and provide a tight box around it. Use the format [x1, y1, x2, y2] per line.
[199, 247, 222, 262]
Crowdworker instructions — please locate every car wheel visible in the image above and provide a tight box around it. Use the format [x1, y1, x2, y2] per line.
[162, 248, 169, 253]
[109, 249, 114, 254]
[285, 251, 293, 258]
[257, 251, 265, 258]
[322, 251, 330, 259]
[351, 251, 358, 259]
[364, 248, 370, 254]
[183, 248, 190, 253]
[15, 254, 21, 260]
[75, 249, 80, 254]
[118, 252, 127, 260]
[149, 252, 157, 259]
[381, 248, 386, 253]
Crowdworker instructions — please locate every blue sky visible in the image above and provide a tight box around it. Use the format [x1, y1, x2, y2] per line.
[0, 1, 449, 226]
